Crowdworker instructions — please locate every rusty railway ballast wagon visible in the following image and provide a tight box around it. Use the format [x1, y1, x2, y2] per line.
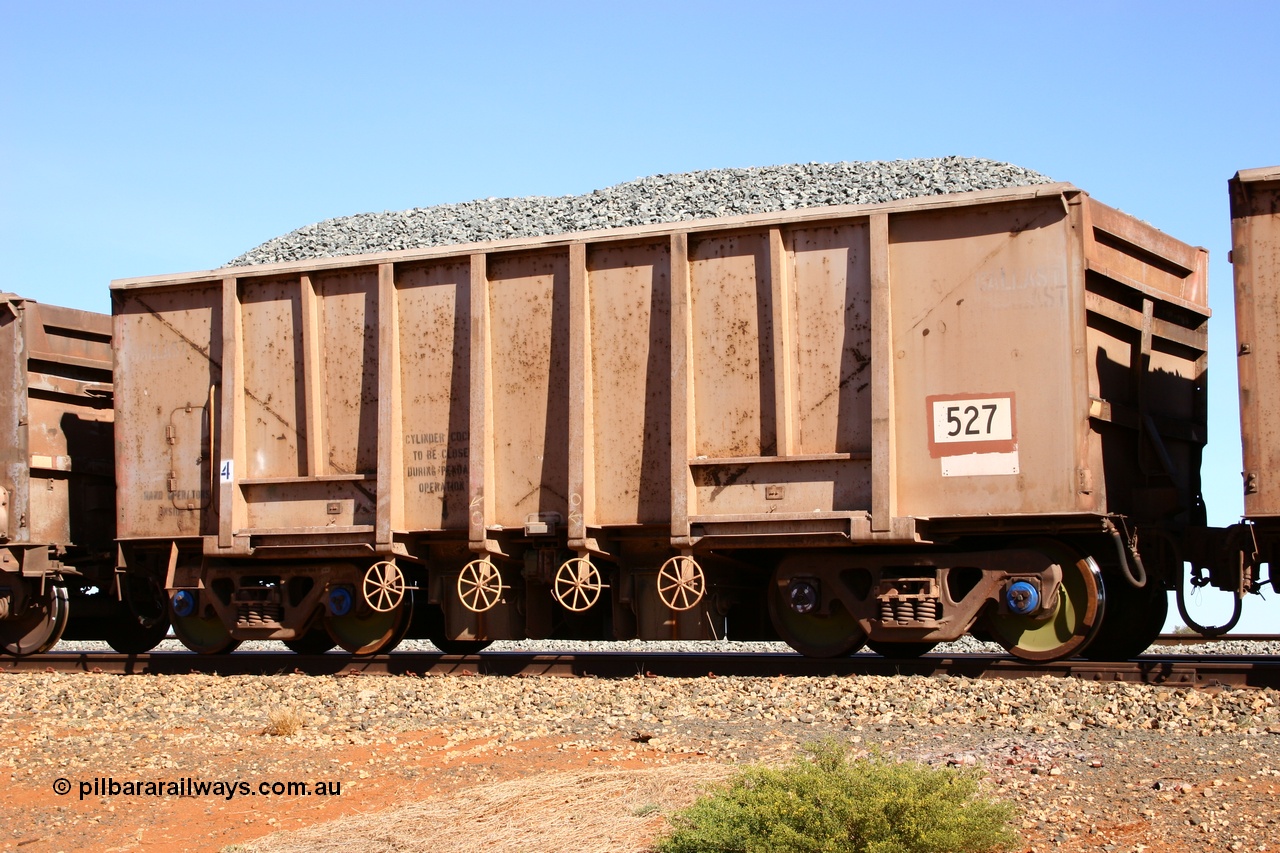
[109, 182, 1209, 660]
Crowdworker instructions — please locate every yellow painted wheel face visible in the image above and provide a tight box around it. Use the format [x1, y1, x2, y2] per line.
[768, 581, 866, 658]
[325, 602, 411, 656]
[989, 543, 1103, 662]
[171, 610, 238, 655]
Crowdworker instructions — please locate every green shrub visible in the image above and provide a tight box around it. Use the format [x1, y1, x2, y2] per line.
[655, 740, 1017, 853]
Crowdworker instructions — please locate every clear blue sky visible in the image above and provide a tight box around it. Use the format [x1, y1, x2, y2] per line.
[3, 1, 1276, 631]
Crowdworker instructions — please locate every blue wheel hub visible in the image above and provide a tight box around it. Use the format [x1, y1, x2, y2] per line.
[1005, 580, 1040, 615]
[328, 587, 353, 617]
[171, 590, 196, 618]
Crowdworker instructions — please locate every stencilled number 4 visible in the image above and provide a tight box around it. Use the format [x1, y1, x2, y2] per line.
[219, 460, 234, 484]
[946, 403, 997, 437]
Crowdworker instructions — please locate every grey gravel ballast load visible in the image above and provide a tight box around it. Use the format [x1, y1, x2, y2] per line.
[225, 157, 1052, 266]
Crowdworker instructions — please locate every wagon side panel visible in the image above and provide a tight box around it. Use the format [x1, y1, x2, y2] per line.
[0, 301, 32, 547]
[397, 260, 472, 531]
[24, 302, 114, 552]
[114, 286, 222, 542]
[486, 251, 571, 529]
[788, 223, 874, 460]
[887, 198, 1081, 518]
[586, 241, 671, 526]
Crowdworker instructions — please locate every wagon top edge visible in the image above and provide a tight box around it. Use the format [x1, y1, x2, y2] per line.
[2, 292, 111, 332]
[110, 182, 1085, 290]
[1233, 165, 1280, 185]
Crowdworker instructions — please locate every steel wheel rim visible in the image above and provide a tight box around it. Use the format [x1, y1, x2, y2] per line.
[325, 594, 413, 655]
[1083, 576, 1168, 661]
[283, 627, 337, 655]
[36, 585, 71, 653]
[122, 572, 169, 630]
[1, 584, 69, 656]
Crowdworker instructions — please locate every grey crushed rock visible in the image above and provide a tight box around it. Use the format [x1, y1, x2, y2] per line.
[224, 157, 1053, 266]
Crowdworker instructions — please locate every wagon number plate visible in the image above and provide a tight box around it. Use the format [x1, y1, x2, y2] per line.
[927, 394, 1016, 458]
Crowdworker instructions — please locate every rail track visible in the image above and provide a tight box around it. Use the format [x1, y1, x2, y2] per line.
[4, 650, 1279, 689]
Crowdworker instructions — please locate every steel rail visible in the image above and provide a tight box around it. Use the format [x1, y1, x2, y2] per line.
[3, 651, 1278, 689]
[1153, 633, 1280, 645]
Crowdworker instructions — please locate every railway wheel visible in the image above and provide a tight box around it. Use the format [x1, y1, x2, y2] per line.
[38, 585, 71, 653]
[1081, 577, 1167, 661]
[283, 627, 337, 655]
[105, 611, 171, 654]
[0, 583, 69, 656]
[110, 573, 171, 654]
[987, 541, 1104, 662]
[866, 639, 938, 659]
[325, 592, 413, 655]
[412, 601, 492, 655]
[767, 575, 866, 658]
[170, 591, 240, 655]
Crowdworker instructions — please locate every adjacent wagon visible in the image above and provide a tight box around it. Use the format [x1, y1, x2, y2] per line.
[0, 295, 167, 654]
[1215, 166, 1280, 630]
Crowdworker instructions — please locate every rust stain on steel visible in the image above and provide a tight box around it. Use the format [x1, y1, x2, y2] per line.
[702, 464, 750, 502]
[807, 357, 871, 415]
